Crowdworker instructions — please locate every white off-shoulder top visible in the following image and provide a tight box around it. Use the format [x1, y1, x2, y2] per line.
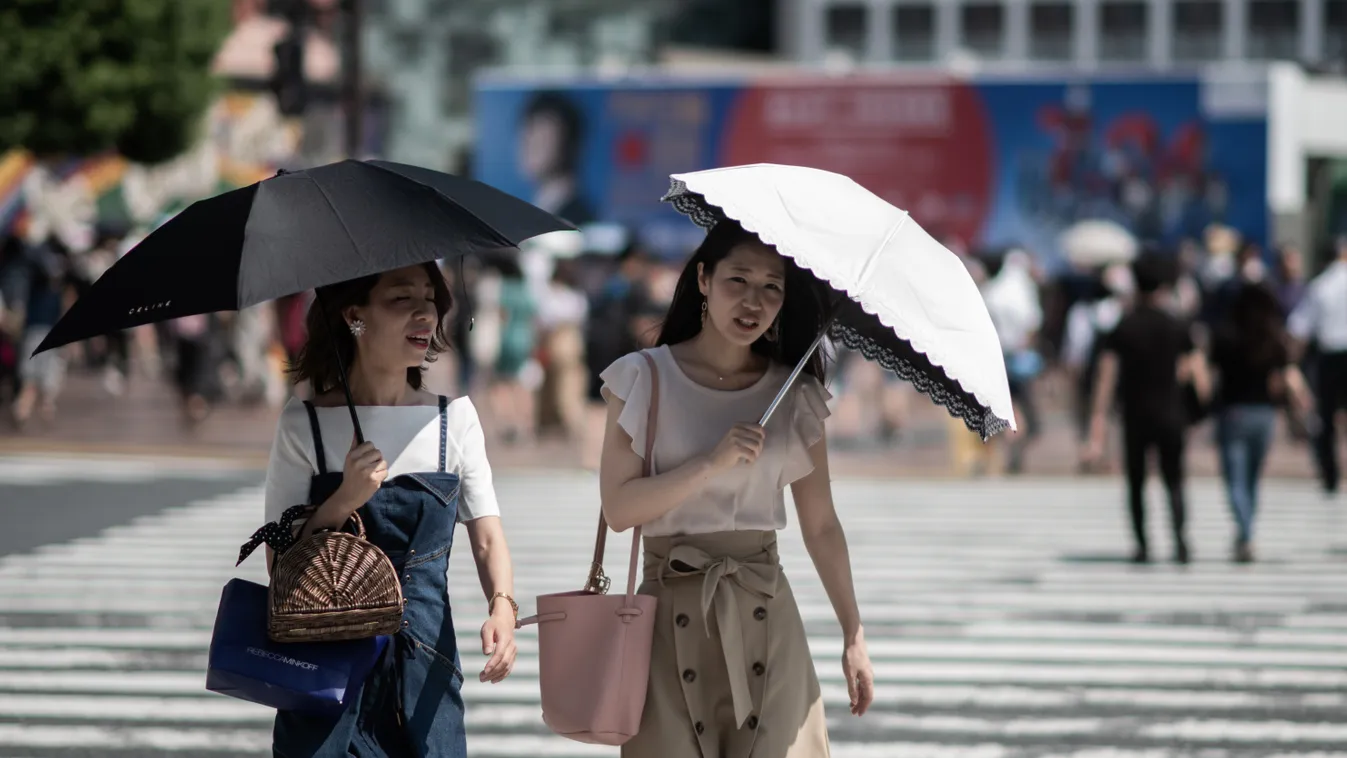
[263, 396, 501, 525]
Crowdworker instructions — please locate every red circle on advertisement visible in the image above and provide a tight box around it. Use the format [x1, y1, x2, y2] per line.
[719, 80, 995, 245]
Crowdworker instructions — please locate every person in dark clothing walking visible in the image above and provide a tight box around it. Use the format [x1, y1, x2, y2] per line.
[1085, 253, 1211, 564]
[1208, 282, 1314, 563]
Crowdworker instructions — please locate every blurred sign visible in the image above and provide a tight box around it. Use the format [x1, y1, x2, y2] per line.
[0, 89, 374, 244]
[473, 71, 1268, 263]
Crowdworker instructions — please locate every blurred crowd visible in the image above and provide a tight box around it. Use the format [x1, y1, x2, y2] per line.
[0, 220, 1342, 508]
[960, 224, 1341, 480]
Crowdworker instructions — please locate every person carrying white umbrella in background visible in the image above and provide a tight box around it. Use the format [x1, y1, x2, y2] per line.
[981, 247, 1045, 474]
[1058, 219, 1140, 474]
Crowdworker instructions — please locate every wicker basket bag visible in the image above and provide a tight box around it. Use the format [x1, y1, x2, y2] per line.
[267, 511, 405, 643]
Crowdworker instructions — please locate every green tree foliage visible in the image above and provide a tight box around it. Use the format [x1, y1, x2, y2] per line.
[0, 0, 232, 164]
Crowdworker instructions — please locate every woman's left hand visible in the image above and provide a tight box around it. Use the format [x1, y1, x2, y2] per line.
[479, 607, 517, 684]
[842, 631, 875, 716]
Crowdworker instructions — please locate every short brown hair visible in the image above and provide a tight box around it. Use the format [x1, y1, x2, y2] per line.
[288, 262, 455, 394]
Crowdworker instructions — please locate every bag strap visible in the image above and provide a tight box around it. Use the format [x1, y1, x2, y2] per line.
[583, 350, 660, 596]
[302, 401, 328, 475]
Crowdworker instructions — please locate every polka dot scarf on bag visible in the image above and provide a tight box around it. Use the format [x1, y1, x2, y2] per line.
[236, 504, 316, 566]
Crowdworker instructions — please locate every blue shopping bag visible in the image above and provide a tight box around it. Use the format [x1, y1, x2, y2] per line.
[206, 578, 390, 715]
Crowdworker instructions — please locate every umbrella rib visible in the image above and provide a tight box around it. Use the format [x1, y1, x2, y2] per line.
[854, 212, 910, 293]
[362, 163, 515, 248]
[302, 176, 370, 280]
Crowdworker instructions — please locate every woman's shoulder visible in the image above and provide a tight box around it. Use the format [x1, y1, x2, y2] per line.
[605, 348, 660, 372]
[442, 394, 482, 426]
[790, 370, 833, 404]
[277, 395, 313, 429]
[598, 349, 659, 399]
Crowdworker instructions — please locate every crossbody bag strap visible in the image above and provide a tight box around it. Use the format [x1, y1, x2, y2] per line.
[583, 350, 661, 594]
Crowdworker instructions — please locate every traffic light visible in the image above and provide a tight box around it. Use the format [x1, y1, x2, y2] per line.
[271, 33, 306, 116]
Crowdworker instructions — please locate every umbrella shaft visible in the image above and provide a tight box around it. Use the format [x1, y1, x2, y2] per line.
[316, 290, 367, 445]
[758, 322, 833, 427]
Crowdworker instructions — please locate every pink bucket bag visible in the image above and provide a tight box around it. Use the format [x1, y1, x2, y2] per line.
[515, 351, 660, 745]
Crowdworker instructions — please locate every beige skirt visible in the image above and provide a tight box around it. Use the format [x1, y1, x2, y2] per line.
[621, 530, 831, 758]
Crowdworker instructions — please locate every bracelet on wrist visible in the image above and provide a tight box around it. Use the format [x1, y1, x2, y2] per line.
[489, 592, 518, 621]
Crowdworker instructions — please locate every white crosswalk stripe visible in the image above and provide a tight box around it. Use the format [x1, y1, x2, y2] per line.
[0, 462, 1345, 757]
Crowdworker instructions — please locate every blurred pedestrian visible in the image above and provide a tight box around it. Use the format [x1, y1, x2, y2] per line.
[487, 257, 537, 445]
[1208, 282, 1314, 562]
[535, 258, 588, 441]
[0, 235, 27, 401]
[1274, 243, 1308, 316]
[10, 237, 72, 427]
[1062, 263, 1132, 466]
[1086, 252, 1210, 564]
[1288, 235, 1347, 497]
[169, 313, 222, 426]
[585, 240, 652, 400]
[982, 248, 1044, 474]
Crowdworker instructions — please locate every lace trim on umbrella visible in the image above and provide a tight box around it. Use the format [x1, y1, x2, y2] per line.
[830, 323, 1010, 441]
[664, 178, 1012, 442]
[663, 179, 724, 229]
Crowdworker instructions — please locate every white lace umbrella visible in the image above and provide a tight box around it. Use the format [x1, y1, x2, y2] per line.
[664, 164, 1015, 440]
[1059, 219, 1138, 268]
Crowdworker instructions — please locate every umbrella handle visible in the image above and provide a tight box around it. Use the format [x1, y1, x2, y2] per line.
[316, 290, 366, 445]
[757, 303, 841, 428]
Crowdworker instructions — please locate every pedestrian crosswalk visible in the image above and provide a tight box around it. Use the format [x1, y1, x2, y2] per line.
[0, 453, 257, 487]
[0, 461, 1345, 757]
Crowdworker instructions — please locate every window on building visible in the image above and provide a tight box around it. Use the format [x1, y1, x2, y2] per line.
[666, 0, 777, 54]
[393, 28, 423, 66]
[1029, 2, 1074, 60]
[892, 3, 936, 61]
[1099, 1, 1148, 62]
[826, 4, 869, 59]
[1326, 1, 1347, 62]
[442, 31, 499, 113]
[1248, 1, 1300, 60]
[1173, 0, 1224, 61]
[961, 2, 1005, 58]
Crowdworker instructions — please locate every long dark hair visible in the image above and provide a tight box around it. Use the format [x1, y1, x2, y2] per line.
[1222, 282, 1286, 367]
[655, 220, 832, 383]
[288, 262, 455, 395]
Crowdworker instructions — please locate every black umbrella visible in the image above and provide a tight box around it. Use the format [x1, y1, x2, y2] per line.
[34, 159, 575, 439]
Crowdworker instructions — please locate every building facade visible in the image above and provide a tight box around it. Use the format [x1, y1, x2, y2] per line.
[361, 0, 669, 171]
[782, 0, 1347, 70]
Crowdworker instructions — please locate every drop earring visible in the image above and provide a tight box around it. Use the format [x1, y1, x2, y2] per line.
[349, 319, 366, 337]
[700, 299, 708, 324]
[765, 318, 780, 342]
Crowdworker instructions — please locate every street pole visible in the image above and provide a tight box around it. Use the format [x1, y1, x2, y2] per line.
[342, 0, 363, 159]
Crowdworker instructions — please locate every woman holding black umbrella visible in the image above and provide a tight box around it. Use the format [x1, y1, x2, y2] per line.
[263, 262, 517, 756]
[22, 160, 582, 758]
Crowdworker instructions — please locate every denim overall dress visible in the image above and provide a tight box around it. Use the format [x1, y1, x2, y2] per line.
[273, 396, 468, 758]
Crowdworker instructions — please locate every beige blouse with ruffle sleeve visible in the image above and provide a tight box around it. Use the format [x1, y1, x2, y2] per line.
[599, 345, 832, 537]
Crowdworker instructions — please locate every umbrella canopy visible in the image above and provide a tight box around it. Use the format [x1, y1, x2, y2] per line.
[1059, 219, 1138, 268]
[663, 164, 1014, 440]
[33, 159, 574, 356]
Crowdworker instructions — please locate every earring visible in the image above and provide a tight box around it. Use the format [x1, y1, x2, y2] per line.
[765, 318, 780, 342]
[349, 319, 366, 337]
[700, 299, 708, 323]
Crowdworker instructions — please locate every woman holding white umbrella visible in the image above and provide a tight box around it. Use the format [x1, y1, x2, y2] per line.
[592, 164, 1015, 757]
